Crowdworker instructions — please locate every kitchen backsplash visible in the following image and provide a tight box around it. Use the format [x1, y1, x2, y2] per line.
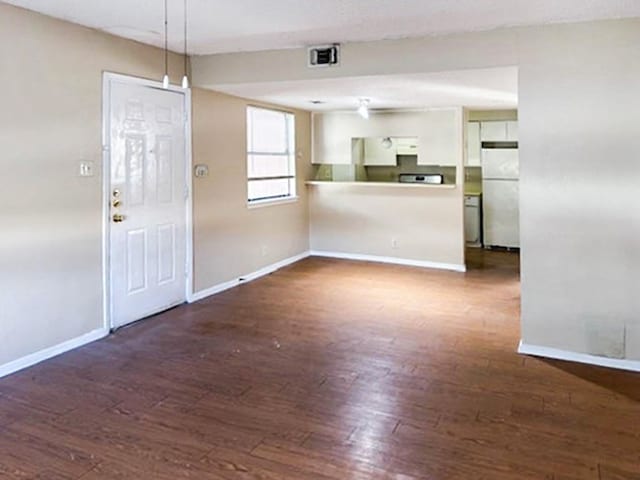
[463, 166, 482, 194]
[312, 163, 368, 181]
[311, 158, 481, 185]
[365, 156, 456, 184]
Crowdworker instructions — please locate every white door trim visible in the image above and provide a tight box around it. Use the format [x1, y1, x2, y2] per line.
[101, 72, 194, 331]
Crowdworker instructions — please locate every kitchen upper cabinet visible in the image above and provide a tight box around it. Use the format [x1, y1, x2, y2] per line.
[312, 108, 463, 167]
[480, 121, 507, 141]
[480, 120, 518, 142]
[363, 137, 397, 166]
[418, 108, 461, 166]
[466, 122, 481, 166]
[395, 137, 419, 156]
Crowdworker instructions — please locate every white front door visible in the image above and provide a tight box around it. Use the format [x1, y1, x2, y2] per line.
[108, 80, 187, 329]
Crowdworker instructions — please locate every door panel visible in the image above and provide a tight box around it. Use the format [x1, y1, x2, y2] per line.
[157, 223, 176, 285]
[156, 136, 174, 204]
[126, 135, 146, 206]
[109, 80, 187, 329]
[126, 229, 147, 293]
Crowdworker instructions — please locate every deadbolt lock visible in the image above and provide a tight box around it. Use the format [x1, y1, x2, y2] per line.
[112, 199, 122, 208]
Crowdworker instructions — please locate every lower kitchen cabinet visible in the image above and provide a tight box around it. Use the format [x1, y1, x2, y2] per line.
[464, 194, 482, 247]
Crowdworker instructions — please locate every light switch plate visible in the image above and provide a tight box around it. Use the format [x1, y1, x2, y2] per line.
[79, 161, 94, 177]
[194, 164, 209, 178]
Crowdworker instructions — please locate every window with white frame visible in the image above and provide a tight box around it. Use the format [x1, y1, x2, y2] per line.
[246, 106, 296, 203]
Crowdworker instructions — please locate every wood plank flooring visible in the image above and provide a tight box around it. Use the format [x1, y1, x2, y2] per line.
[1, 250, 639, 479]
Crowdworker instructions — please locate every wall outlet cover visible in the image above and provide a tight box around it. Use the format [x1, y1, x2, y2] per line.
[194, 164, 209, 178]
[79, 161, 94, 177]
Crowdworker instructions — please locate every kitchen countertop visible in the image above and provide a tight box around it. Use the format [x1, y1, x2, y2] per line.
[306, 181, 457, 189]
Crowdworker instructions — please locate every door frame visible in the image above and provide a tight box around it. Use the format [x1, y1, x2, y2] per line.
[101, 72, 194, 331]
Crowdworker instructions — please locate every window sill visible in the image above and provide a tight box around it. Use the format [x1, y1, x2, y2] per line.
[247, 196, 300, 209]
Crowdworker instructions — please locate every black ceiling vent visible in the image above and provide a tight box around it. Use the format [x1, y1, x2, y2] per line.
[308, 44, 340, 68]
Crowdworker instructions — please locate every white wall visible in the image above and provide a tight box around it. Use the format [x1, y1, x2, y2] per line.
[194, 18, 640, 362]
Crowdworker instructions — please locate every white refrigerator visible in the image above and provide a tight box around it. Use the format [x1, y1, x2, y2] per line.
[481, 148, 520, 248]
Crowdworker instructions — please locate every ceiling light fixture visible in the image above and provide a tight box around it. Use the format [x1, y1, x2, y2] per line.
[181, 0, 189, 89]
[162, 0, 169, 89]
[357, 98, 370, 119]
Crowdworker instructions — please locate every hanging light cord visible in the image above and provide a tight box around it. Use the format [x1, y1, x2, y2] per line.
[164, 0, 169, 78]
[183, 0, 188, 78]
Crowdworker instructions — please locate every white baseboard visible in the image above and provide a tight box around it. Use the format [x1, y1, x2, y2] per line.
[518, 340, 640, 373]
[189, 251, 311, 303]
[0, 327, 109, 379]
[309, 250, 466, 273]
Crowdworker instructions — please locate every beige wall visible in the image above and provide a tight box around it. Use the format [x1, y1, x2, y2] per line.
[0, 4, 187, 367]
[194, 18, 640, 362]
[3, 1, 639, 370]
[518, 21, 640, 359]
[309, 185, 465, 269]
[0, 4, 310, 370]
[191, 89, 311, 291]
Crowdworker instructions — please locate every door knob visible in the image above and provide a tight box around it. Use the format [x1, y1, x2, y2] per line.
[112, 213, 126, 223]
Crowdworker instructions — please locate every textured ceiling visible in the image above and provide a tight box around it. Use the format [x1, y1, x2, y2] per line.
[213, 67, 518, 111]
[4, 0, 640, 55]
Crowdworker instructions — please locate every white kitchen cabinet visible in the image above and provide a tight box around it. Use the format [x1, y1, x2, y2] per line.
[466, 122, 481, 166]
[363, 137, 397, 165]
[312, 109, 463, 166]
[464, 195, 482, 247]
[395, 137, 419, 156]
[480, 121, 518, 142]
[418, 108, 461, 166]
[480, 121, 507, 141]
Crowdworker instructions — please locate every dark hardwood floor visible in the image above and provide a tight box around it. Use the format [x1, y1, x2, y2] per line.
[1, 250, 639, 479]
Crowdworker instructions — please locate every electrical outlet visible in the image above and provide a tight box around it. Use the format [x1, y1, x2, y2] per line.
[261, 245, 268, 257]
[391, 237, 398, 249]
